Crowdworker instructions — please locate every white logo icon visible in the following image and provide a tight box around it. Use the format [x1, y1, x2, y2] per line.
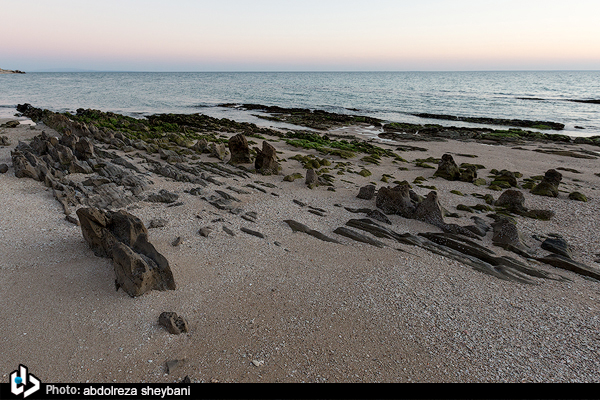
[10, 365, 41, 398]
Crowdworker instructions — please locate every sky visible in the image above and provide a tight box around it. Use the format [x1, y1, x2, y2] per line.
[1, 0, 599, 72]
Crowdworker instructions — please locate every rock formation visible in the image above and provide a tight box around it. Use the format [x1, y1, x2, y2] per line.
[76, 207, 176, 297]
[228, 133, 252, 164]
[433, 154, 461, 180]
[531, 169, 562, 197]
[254, 141, 280, 175]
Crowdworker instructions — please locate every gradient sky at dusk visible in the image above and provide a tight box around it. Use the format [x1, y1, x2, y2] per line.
[2, 0, 599, 71]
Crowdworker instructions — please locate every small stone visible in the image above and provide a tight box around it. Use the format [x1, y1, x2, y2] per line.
[198, 227, 213, 237]
[251, 360, 264, 367]
[0, 163, 8, 173]
[158, 312, 189, 335]
[149, 218, 168, 229]
[171, 236, 183, 247]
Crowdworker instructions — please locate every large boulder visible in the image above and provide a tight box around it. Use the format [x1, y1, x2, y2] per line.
[254, 141, 280, 175]
[228, 133, 252, 164]
[495, 189, 526, 212]
[76, 207, 176, 297]
[375, 184, 417, 218]
[434, 154, 460, 180]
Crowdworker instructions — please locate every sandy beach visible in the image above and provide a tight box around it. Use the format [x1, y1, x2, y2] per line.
[1, 111, 600, 385]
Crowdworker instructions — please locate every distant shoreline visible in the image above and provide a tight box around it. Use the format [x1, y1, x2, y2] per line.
[0, 68, 25, 74]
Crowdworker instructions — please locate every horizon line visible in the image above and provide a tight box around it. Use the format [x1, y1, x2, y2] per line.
[23, 69, 600, 73]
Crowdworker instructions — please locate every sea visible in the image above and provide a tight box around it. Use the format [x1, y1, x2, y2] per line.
[1, 71, 599, 137]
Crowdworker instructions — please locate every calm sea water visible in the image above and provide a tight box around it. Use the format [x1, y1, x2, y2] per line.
[1, 71, 599, 136]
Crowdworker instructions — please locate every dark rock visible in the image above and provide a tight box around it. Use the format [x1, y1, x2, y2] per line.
[541, 237, 573, 259]
[492, 170, 518, 187]
[491, 217, 529, 255]
[0, 163, 8, 173]
[76, 207, 176, 297]
[568, 191, 588, 202]
[254, 141, 280, 175]
[459, 164, 478, 183]
[147, 189, 179, 203]
[171, 236, 183, 246]
[333, 226, 385, 248]
[357, 184, 376, 200]
[158, 312, 189, 335]
[366, 209, 392, 225]
[283, 220, 340, 243]
[198, 227, 213, 237]
[240, 227, 265, 238]
[531, 169, 562, 197]
[305, 169, 318, 187]
[375, 183, 416, 217]
[536, 254, 600, 281]
[148, 218, 168, 229]
[1, 120, 20, 128]
[0, 136, 11, 146]
[495, 189, 526, 212]
[228, 133, 252, 164]
[433, 154, 460, 180]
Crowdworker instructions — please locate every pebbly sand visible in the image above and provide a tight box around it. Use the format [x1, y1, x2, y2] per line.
[1, 116, 600, 384]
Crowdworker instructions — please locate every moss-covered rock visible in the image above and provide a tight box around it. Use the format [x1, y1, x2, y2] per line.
[568, 191, 588, 202]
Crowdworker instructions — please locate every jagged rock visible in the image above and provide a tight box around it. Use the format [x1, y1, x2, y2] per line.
[465, 216, 491, 237]
[228, 133, 252, 164]
[158, 312, 189, 334]
[284, 220, 340, 243]
[69, 159, 93, 174]
[147, 189, 179, 203]
[366, 209, 392, 225]
[357, 184, 376, 200]
[0, 136, 11, 146]
[414, 191, 479, 238]
[541, 236, 573, 259]
[254, 141, 280, 175]
[345, 218, 561, 284]
[434, 154, 460, 180]
[495, 189, 526, 212]
[375, 183, 417, 217]
[76, 207, 176, 297]
[11, 148, 40, 180]
[531, 169, 562, 197]
[209, 142, 228, 161]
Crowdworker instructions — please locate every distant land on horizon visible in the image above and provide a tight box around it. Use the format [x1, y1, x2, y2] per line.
[0, 68, 25, 74]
